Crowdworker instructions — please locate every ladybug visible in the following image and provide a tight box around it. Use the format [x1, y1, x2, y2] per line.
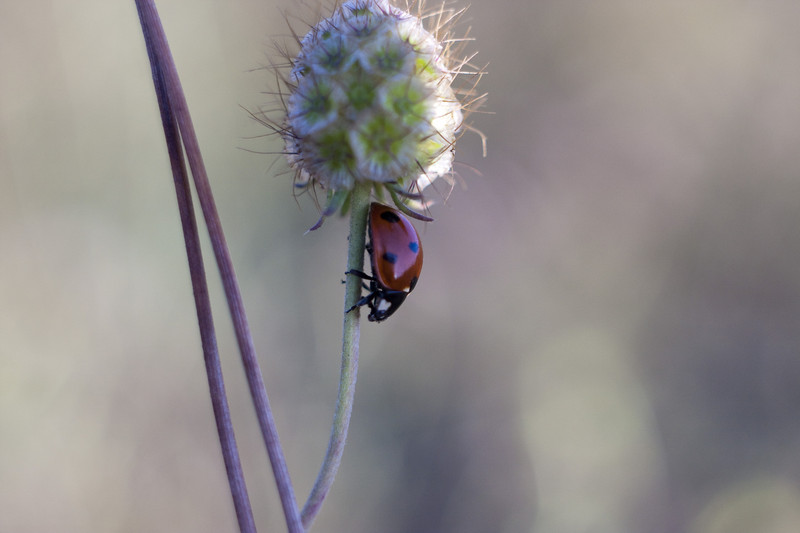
[346, 202, 424, 322]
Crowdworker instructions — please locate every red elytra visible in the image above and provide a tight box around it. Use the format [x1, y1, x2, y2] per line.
[369, 203, 423, 292]
[346, 202, 424, 322]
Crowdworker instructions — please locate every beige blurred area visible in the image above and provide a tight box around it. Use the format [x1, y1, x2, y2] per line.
[3, 0, 800, 531]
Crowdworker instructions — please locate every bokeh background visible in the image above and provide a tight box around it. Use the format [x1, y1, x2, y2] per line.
[3, 1, 800, 532]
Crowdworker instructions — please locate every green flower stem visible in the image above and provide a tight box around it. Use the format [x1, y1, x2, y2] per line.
[301, 184, 371, 528]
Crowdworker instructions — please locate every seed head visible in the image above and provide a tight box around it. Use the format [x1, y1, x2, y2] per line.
[268, 0, 485, 222]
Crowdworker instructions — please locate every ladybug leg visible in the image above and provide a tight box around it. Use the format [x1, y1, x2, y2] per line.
[340, 278, 370, 291]
[344, 269, 375, 282]
[344, 270, 373, 291]
[346, 290, 376, 314]
[345, 276, 379, 315]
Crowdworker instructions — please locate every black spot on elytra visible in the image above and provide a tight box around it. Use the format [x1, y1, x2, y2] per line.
[408, 241, 419, 253]
[380, 211, 401, 223]
[382, 252, 398, 264]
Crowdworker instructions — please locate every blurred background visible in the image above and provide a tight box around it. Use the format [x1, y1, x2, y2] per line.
[3, 1, 800, 532]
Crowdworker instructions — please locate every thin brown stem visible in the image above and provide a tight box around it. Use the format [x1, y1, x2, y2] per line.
[135, 2, 303, 532]
[135, 5, 257, 532]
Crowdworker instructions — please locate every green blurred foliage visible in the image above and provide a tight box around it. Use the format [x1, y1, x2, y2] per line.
[2, 1, 800, 532]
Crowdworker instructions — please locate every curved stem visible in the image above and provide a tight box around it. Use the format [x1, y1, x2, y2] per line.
[136, 7, 256, 532]
[301, 184, 371, 528]
[135, 2, 302, 532]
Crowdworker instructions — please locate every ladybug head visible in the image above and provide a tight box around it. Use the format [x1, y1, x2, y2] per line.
[367, 289, 408, 322]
